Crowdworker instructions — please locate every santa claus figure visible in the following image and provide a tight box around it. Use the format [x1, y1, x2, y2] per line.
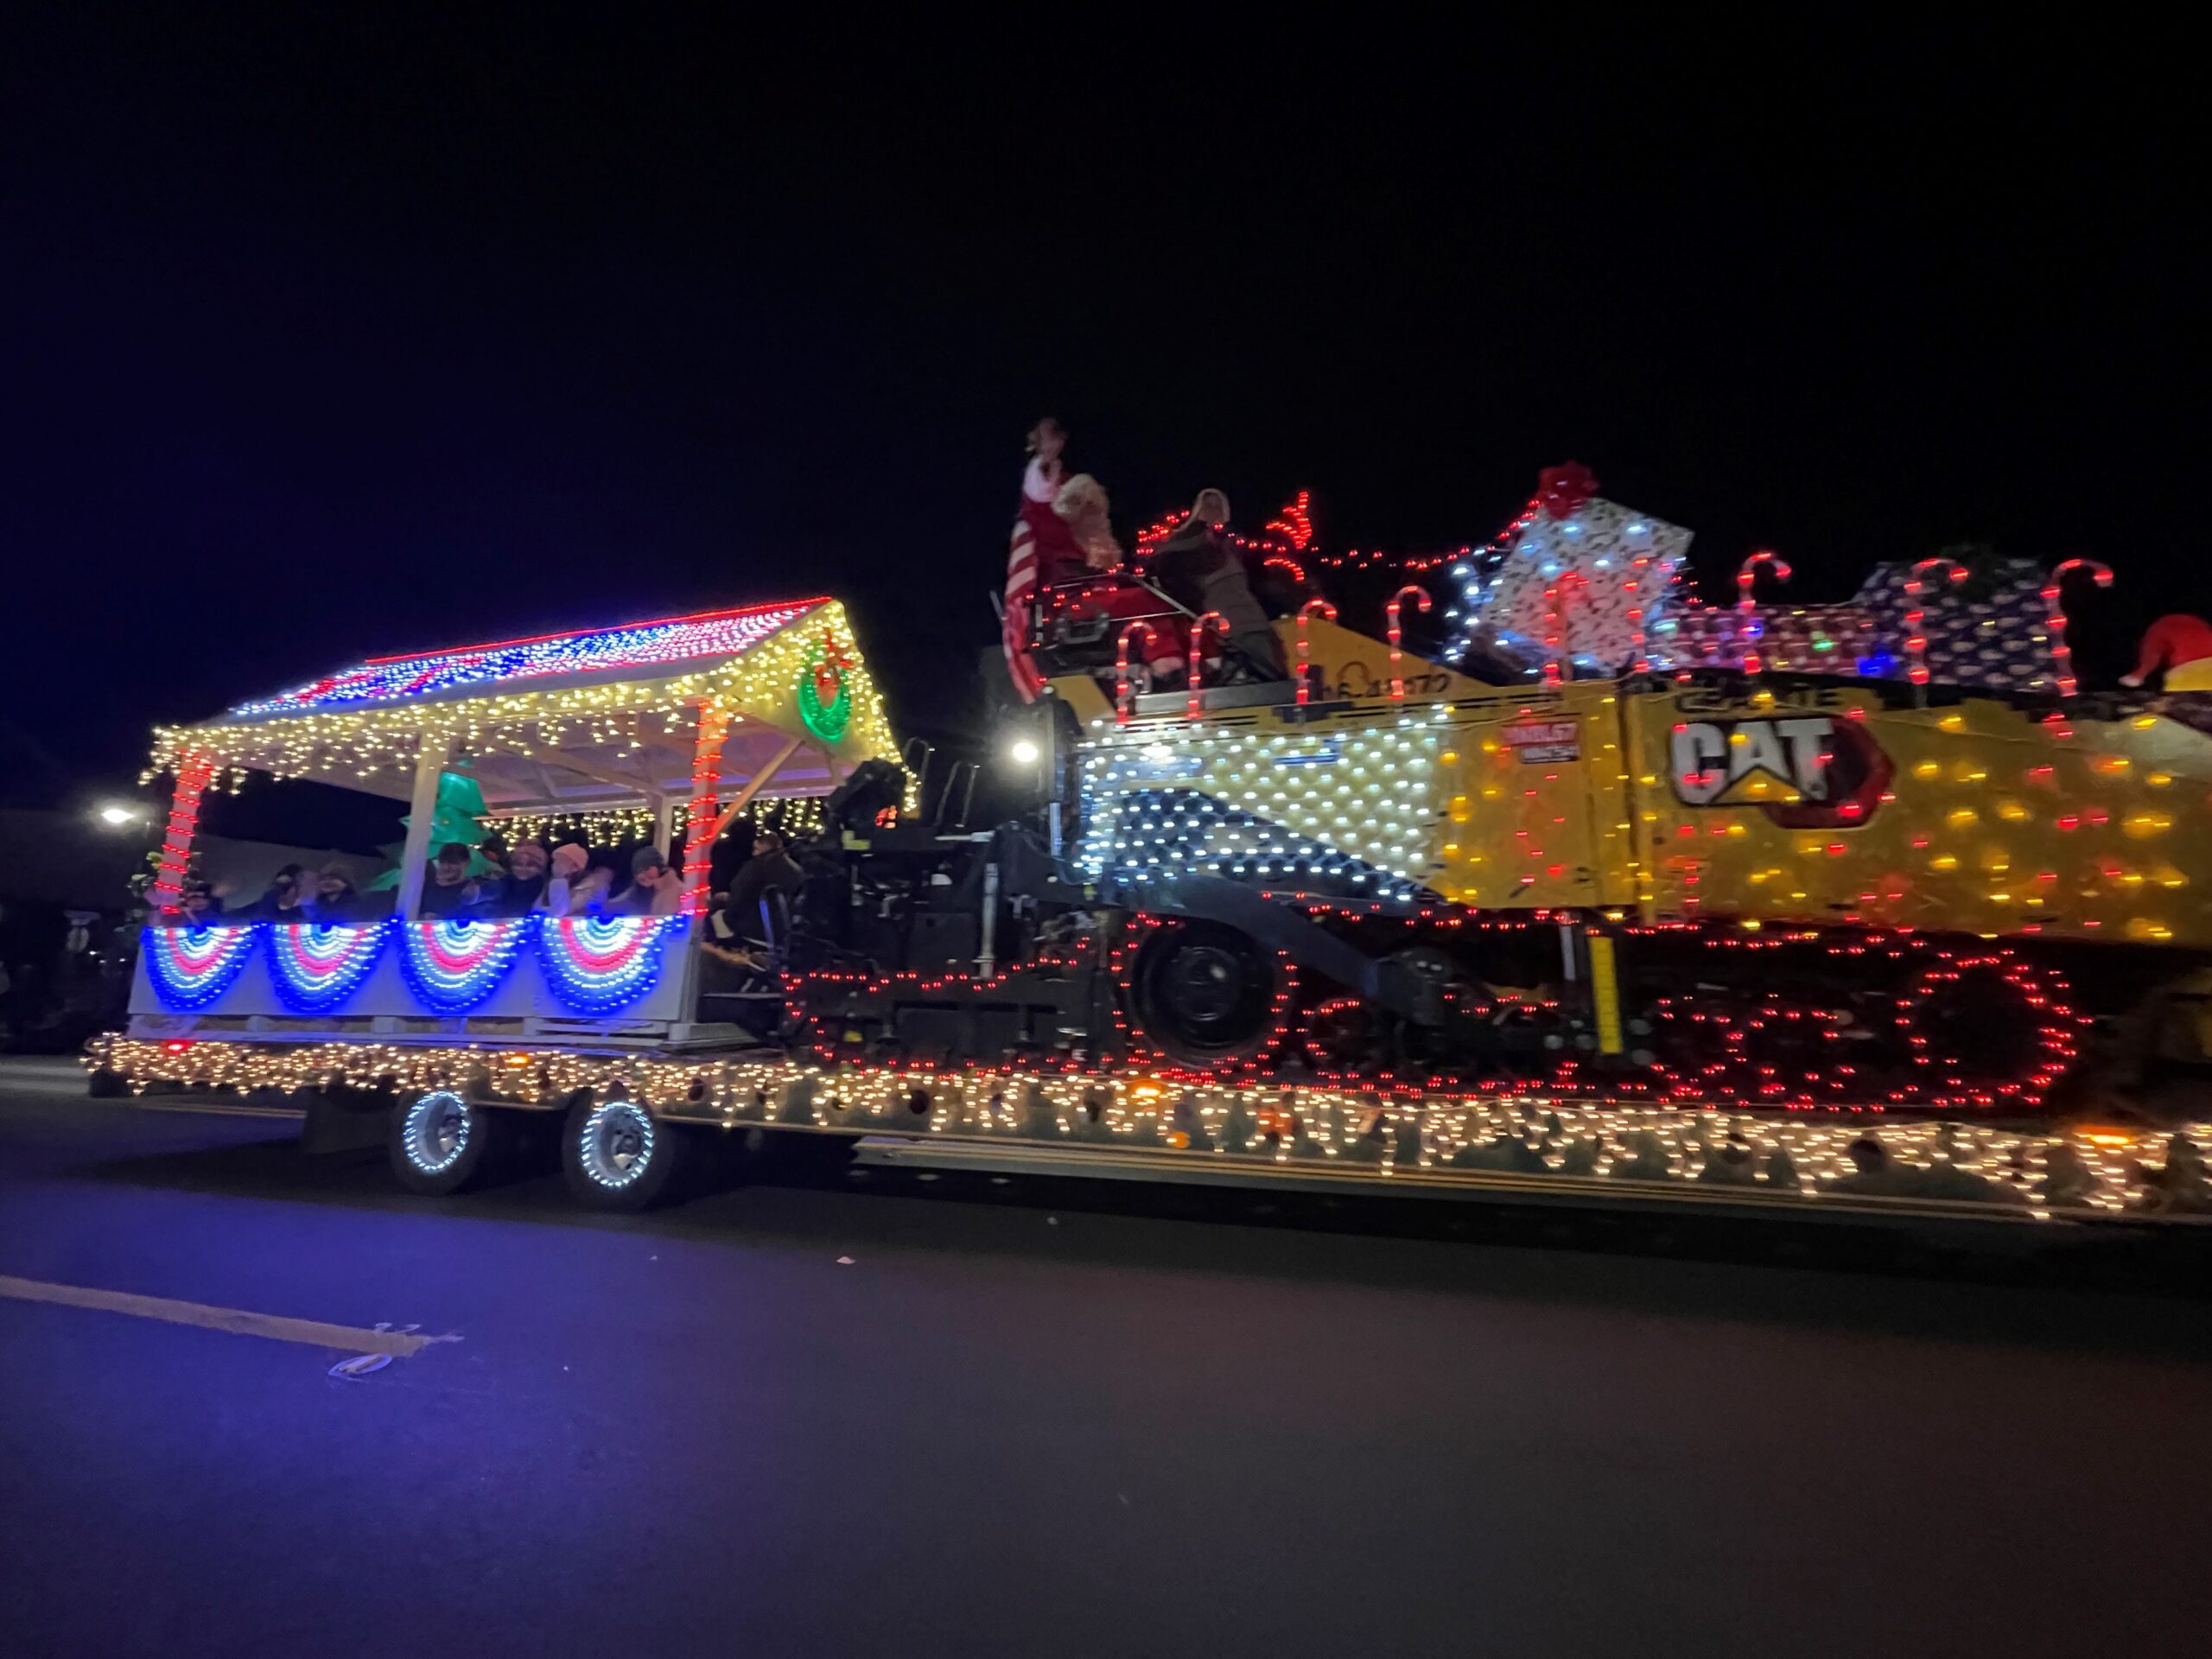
[2121, 613, 2212, 692]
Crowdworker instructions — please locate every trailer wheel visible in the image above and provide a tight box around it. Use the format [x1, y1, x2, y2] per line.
[86, 1068, 130, 1098]
[1128, 920, 1284, 1071]
[563, 1095, 683, 1211]
[390, 1089, 499, 1195]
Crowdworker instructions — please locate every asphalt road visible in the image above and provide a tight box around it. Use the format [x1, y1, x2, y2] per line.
[4, 1056, 2212, 1658]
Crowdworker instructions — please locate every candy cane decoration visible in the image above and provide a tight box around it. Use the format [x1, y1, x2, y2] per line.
[1735, 550, 1791, 674]
[1387, 584, 1432, 701]
[1115, 620, 1156, 726]
[1904, 557, 1968, 690]
[1624, 555, 1653, 674]
[1186, 611, 1228, 719]
[1541, 572, 1587, 686]
[1295, 597, 1338, 706]
[2043, 557, 2113, 698]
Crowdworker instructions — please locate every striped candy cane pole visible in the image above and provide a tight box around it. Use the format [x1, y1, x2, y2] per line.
[1735, 550, 1791, 674]
[1115, 621, 1156, 726]
[1186, 612, 1228, 720]
[1295, 598, 1338, 706]
[1904, 557, 1968, 692]
[2043, 557, 2113, 698]
[1387, 585, 1432, 701]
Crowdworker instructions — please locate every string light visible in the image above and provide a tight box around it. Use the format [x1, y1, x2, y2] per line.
[484, 797, 828, 850]
[265, 922, 389, 1013]
[537, 916, 683, 1014]
[84, 1034, 2212, 1223]
[482, 806, 659, 848]
[145, 600, 899, 800]
[1735, 551, 1791, 674]
[1186, 612, 1227, 720]
[148, 914, 685, 1017]
[397, 918, 530, 1011]
[228, 601, 822, 717]
[680, 702, 730, 915]
[1265, 491, 1314, 550]
[2044, 557, 2114, 699]
[1115, 621, 1155, 726]
[143, 924, 257, 1008]
[1295, 598, 1337, 706]
[1904, 557, 1969, 689]
[1386, 584, 1432, 701]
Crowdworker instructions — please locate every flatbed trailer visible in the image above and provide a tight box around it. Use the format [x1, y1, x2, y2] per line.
[94, 577, 2212, 1227]
[84, 1033, 2212, 1227]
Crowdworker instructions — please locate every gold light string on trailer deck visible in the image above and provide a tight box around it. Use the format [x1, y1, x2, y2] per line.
[84, 1035, 2212, 1222]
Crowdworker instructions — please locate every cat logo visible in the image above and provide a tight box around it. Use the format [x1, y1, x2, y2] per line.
[1669, 715, 1893, 828]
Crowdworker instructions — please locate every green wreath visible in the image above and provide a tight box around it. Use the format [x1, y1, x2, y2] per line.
[798, 638, 852, 742]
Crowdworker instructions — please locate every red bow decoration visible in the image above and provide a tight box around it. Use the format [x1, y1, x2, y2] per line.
[1536, 461, 1599, 523]
[813, 630, 851, 702]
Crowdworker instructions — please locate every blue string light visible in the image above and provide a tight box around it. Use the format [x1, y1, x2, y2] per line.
[142, 925, 258, 1009]
[265, 921, 390, 1013]
[536, 915, 683, 1014]
[397, 918, 530, 1012]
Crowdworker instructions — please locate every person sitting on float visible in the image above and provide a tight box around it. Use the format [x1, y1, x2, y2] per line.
[545, 842, 613, 916]
[310, 862, 368, 924]
[416, 842, 480, 917]
[172, 877, 226, 927]
[612, 845, 685, 916]
[485, 837, 550, 914]
[245, 864, 315, 925]
[1052, 471, 1186, 681]
[1150, 487, 1286, 676]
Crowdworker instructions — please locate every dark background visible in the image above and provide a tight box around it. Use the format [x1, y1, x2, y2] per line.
[2, 13, 2200, 826]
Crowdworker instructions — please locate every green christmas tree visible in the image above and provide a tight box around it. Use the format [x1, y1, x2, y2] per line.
[364, 772, 496, 891]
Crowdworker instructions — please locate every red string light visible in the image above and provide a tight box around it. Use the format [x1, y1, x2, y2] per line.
[2043, 557, 2113, 698]
[1295, 597, 1337, 706]
[1735, 551, 1791, 675]
[1115, 621, 1155, 726]
[679, 702, 730, 916]
[1186, 612, 1228, 719]
[1904, 557, 1969, 688]
[1386, 584, 1432, 701]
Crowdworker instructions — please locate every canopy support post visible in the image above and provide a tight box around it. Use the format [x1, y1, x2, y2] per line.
[147, 749, 215, 916]
[396, 733, 451, 921]
[709, 734, 806, 843]
[680, 702, 733, 917]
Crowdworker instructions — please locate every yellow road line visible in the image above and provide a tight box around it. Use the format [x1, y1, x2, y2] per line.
[0, 1274, 432, 1357]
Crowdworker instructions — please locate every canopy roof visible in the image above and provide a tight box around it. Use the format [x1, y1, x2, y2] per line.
[150, 596, 900, 810]
[223, 598, 827, 718]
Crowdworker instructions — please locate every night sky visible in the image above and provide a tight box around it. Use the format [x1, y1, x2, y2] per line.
[2, 15, 2198, 822]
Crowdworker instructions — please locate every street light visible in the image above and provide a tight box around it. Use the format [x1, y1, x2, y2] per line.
[96, 804, 145, 829]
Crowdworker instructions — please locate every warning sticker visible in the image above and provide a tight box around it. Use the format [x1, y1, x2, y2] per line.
[1501, 719, 1580, 763]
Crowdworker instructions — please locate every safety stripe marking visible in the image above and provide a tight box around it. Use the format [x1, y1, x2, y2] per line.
[0, 1274, 433, 1357]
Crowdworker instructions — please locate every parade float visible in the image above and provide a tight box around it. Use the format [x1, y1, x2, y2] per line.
[89, 474, 2212, 1221]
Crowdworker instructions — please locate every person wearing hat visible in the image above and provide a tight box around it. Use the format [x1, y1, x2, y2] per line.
[545, 842, 612, 916]
[310, 862, 367, 924]
[487, 838, 550, 914]
[613, 845, 686, 916]
[416, 842, 480, 917]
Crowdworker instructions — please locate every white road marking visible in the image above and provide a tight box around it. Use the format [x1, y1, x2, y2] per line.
[0, 1274, 439, 1357]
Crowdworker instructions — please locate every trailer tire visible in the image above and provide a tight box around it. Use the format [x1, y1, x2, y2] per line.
[86, 1068, 130, 1098]
[562, 1095, 683, 1211]
[390, 1089, 499, 1196]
